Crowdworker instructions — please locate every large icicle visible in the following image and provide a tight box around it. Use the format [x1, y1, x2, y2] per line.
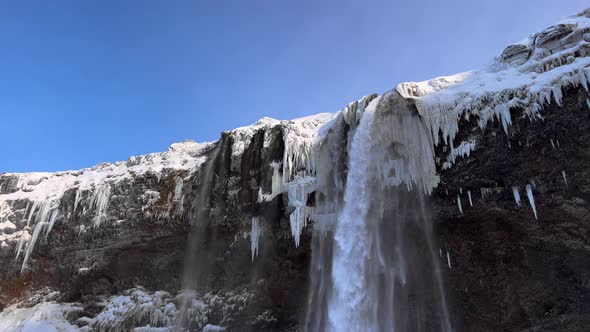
[526, 184, 538, 220]
[288, 176, 315, 247]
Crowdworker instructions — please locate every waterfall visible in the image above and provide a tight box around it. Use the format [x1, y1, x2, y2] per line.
[176, 140, 227, 330]
[306, 92, 452, 332]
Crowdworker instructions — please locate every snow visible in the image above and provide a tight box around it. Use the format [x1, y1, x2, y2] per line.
[0, 302, 81, 332]
[397, 13, 590, 155]
[83, 289, 176, 331]
[202, 324, 226, 332]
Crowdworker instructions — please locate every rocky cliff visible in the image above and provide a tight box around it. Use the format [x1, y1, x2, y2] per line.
[2, 8, 590, 332]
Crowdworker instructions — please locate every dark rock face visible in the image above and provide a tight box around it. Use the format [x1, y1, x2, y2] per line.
[1, 86, 589, 331]
[434, 86, 590, 331]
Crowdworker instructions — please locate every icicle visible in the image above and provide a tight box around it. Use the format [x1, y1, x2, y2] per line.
[459, 187, 463, 194]
[457, 194, 463, 214]
[446, 251, 452, 269]
[439, 248, 442, 258]
[579, 70, 589, 91]
[512, 187, 521, 207]
[21, 202, 30, 223]
[45, 208, 59, 237]
[467, 190, 473, 207]
[552, 86, 563, 106]
[480, 188, 489, 199]
[562, 170, 568, 186]
[173, 176, 184, 202]
[526, 184, 538, 220]
[26, 201, 39, 226]
[250, 217, 261, 261]
[287, 176, 315, 247]
[556, 140, 560, 148]
[495, 104, 512, 135]
[550, 139, 556, 149]
[586, 98, 590, 110]
[89, 186, 111, 227]
[21, 221, 47, 273]
[73, 188, 82, 212]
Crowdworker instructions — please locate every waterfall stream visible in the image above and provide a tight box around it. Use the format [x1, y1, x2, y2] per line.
[307, 92, 452, 331]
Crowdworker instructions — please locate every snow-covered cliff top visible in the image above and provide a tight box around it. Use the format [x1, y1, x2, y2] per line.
[0, 140, 213, 203]
[396, 9, 590, 147]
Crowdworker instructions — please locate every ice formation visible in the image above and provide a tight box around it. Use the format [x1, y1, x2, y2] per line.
[562, 170, 568, 186]
[325, 93, 450, 331]
[397, 12, 590, 164]
[513, 186, 522, 207]
[446, 251, 452, 270]
[526, 184, 538, 220]
[443, 140, 476, 170]
[467, 190, 473, 207]
[0, 301, 81, 332]
[0, 141, 212, 272]
[457, 194, 463, 214]
[89, 185, 111, 227]
[250, 217, 261, 261]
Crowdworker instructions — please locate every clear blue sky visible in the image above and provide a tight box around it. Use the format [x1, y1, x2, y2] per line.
[1, 0, 586, 172]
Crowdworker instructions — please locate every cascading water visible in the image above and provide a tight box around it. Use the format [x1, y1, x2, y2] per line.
[306, 92, 452, 331]
[176, 141, 227, 330]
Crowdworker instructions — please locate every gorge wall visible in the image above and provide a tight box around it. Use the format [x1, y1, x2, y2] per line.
[2, 8, 590, 332]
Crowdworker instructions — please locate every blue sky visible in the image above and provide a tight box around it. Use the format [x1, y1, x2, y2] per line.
[1, 0, 586, 172]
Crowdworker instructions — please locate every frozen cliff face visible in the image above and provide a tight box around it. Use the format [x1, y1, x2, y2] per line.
[2, 7, 590, 332]
[0, 140, 213, 273]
